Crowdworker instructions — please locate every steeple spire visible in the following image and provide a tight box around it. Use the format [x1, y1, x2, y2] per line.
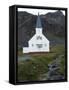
[36, 13, 42, 28]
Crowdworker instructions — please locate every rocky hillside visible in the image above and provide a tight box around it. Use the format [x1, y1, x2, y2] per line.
[18, 10, 65, 47]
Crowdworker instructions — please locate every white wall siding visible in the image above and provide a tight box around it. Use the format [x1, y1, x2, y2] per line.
[23, 14, 50, 53]
[23, 47, 29, 53]
[23, 33, 50, 53]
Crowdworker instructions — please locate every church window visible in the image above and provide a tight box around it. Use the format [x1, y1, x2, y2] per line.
[45, 44, 47, 46]
[36, 44, 42, 48]
[32, 44, 34, 46]
[36, 36, 42, 40]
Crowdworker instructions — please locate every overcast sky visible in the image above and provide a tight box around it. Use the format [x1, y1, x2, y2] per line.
[18, 8, 65, 16]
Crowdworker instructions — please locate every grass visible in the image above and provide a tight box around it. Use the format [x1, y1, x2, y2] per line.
[58, 55, 65, 77]
[18, 44, 65, 81]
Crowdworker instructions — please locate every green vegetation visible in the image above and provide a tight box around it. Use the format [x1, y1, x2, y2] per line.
[58, 55, 65, 77]
[18, 44, 65, 81]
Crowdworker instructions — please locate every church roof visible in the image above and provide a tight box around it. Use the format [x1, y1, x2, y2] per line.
[36, 13, 42, 28]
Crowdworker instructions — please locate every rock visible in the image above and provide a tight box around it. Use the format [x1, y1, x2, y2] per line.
[46, 55, 64, 80]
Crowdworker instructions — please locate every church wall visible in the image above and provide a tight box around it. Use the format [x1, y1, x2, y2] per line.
[23, 47, 29, 53]
[23, 14, 50, 53]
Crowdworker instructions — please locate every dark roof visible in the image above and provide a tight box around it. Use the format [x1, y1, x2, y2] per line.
[36, 13, 42, 28]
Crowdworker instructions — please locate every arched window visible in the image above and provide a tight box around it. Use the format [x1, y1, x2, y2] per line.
[36, 36, 42, 40]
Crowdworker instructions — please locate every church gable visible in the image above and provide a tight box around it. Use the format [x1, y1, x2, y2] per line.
[23, 13, 50, 53]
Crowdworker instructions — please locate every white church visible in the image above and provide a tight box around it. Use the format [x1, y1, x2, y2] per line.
[23, 13, 50, 53]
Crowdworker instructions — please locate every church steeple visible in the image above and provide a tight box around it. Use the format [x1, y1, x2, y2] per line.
[35, 13, 42, 34]
[36, 13, 42, 28]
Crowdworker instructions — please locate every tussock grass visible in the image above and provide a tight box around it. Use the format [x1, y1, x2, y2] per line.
[18, 44, 65, 81]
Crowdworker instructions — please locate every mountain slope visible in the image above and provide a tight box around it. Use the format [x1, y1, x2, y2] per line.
[18, 10, 65, 47]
